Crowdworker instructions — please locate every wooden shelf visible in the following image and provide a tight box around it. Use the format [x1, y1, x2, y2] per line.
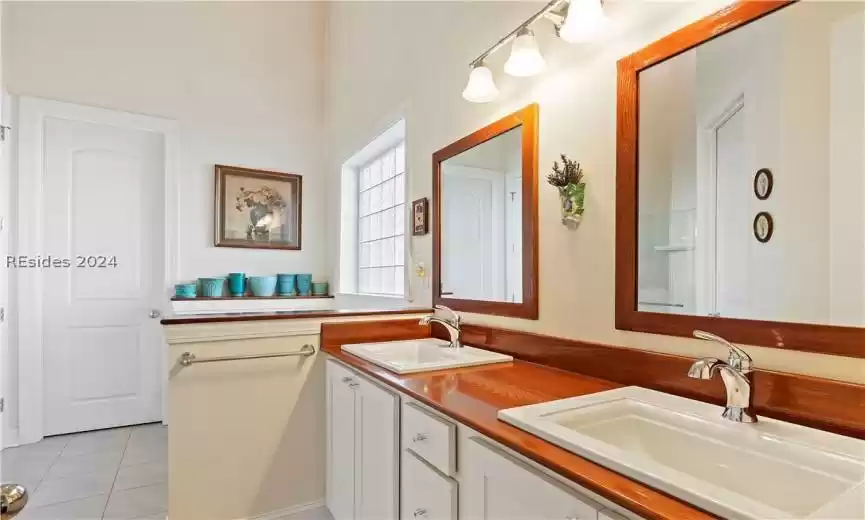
[171, 295, 334, 301]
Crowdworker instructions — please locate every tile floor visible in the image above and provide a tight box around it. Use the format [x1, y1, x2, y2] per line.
[3, 424, 167, 520]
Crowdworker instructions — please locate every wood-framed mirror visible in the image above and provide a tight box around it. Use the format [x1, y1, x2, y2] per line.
[433, 104, 539, 319]
[616, 0, 865, 358]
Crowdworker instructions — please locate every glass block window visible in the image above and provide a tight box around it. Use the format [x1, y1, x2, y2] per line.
[358, 142, 406, 295]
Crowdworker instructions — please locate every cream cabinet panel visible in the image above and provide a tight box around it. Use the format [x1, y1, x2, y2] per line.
[464, 437, 601, 520]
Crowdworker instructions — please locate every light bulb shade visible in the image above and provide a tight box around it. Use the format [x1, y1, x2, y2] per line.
[559, 0, 607, 43]
[462, 64, 499, 103]
[504, 29, 545, 77]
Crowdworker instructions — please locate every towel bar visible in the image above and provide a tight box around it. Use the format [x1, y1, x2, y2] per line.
[178, 344, 316, 367]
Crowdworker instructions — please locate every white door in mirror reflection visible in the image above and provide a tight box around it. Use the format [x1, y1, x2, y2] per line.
[442, 166, 523, 303]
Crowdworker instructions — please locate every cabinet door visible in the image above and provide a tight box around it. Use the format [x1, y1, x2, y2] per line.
[464, 438, 601, 520]
[327, 361, 358, 520]
[356, 375, 400, 520]
[402, 450, 457, 520]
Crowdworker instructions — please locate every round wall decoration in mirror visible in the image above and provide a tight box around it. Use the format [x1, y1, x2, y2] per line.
[754, 168, 773, 200]
[753, 212, 773, 243]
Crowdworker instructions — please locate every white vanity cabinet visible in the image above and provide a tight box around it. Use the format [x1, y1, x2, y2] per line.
[464, 437, 601, 520]
[326, 360, 400, 520]
[325, 358, 642, 520]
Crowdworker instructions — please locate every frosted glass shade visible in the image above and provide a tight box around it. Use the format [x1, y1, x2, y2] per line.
[504, 29, 545, 77]
[462, 64, 499, 103]
[559, 0, 607, 43]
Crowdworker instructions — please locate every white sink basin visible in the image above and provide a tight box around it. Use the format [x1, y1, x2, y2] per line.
[499, 387, 865, 520]
[341, 338, 513, 374]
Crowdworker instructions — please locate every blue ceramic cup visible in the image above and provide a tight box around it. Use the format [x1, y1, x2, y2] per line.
[199, 277, 226, 297]
[277, 274, 297, 296]
[228, 273, 246, 297]
[296, 274, 313, 296]
[175, 283, 197, 299]
[249, 276, 278, 297]
[312, 281, 329, 296]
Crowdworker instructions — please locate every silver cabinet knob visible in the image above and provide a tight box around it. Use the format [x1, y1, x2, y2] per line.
[412, 433, 427, 443]
[149, 309, 161, 319]
[413, 508, 427, 517]
[348, 382, 360, 389]
[341, 376, 353, 383]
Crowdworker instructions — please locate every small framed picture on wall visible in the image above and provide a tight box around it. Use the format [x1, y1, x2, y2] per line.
[412, 197, 429, 236]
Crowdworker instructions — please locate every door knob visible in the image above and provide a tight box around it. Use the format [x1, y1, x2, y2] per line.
[149, 309, 162, 319]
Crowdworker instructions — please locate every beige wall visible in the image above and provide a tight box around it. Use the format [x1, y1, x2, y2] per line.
[325, 1, 865, 384]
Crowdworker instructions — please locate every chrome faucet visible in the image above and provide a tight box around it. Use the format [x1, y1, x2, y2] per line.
[419, 305, 462, 348]
[688, 330, 758, 423]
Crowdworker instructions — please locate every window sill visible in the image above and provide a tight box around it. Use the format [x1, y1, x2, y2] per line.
[335, 292, 408, 301]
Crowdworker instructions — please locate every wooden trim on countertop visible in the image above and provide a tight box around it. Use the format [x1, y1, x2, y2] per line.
[434, 324, 865, 439]
[321, 320, 717, 520]
[160, 308, 432, 326]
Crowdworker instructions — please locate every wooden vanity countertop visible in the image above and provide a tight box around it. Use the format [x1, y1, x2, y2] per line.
[322, 342, 718, 520]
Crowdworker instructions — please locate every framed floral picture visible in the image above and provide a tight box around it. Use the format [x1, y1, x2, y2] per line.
[214, 165, 302, 250]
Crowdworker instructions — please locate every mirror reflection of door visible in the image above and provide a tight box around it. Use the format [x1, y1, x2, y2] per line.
[440, 127, 523, 303]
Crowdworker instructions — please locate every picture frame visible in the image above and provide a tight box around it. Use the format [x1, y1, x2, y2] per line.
[214, 165, 302, 250]
[754, 168, 773, 200]
[412, 197, 429, 236]
[753, 211, 774, 243]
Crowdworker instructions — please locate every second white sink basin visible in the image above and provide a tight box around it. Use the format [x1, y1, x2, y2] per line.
[499, 387, 865, 519]
[341, 338, 512, 374]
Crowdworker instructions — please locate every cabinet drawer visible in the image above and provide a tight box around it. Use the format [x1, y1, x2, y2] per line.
[402, 401, 457, 476]
[401, 450, 457, 520]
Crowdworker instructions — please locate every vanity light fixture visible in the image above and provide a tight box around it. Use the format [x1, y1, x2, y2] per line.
[461, 0, 607, 103]
[504, 28, 546, 77]
[462, 62, 500, 103]
[558, 0, 607, 43]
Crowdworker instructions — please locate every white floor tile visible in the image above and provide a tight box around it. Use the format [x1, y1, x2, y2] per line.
[46, 449, 124, 480]
[275, 506, 334, 520]
[113, 461, 167, 492]
[3, 451, 60, 484]
[29, 471, 117, 508]
[103, 483, 167, 520]
[63, 429, 131, 457]
[128, 424, 166, 444]
[121, 441, 166, 467]
[16, 494, 109, 520]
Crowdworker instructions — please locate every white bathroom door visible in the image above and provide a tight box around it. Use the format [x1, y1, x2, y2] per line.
[41, 111, 165, 435]
[715, 105, 750, 319]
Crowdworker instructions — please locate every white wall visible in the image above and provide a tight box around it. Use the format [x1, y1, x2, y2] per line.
[1, 1, 328, 441]
[325, 1, 865, 384]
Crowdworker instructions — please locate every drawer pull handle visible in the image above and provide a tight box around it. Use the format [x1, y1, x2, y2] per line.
[349, 382, 360, 388]
[412, 433, 428, 443]
[341, 376, 353, 383]
[413, 508, 427, 517]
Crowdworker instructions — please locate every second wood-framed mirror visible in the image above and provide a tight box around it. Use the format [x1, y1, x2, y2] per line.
[433, 104, 539, 319]
[616, 1, 865, 357]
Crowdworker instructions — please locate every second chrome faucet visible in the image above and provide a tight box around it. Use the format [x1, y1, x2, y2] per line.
[688, 330, 758, 423]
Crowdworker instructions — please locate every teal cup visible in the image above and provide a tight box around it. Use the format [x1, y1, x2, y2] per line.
[296, 274, 313, 296]
[277, 274, 297, 296]
[312, 281, 329, 296]
[249, 276, 278, 297]
[175, 283, 197, 299]
[228, 273, 246, 297]
[199, 277, 226, 297]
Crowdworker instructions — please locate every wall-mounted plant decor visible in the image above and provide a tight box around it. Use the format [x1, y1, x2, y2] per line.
[547, 154, 585, 225]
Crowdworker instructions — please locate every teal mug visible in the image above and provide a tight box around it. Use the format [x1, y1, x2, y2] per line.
[312, 281, 329, 296]
[296, 274, 313, 296]
[277, 274, 297, 296]
[228, 273, 246, 297]
[199, 277, 226, 297]
[175, 283, 197, 299]
[249, 276, 278, 297]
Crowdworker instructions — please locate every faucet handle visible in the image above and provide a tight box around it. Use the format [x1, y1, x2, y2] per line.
[693, 330, 753, 372]
[434, 304, 460, 325]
